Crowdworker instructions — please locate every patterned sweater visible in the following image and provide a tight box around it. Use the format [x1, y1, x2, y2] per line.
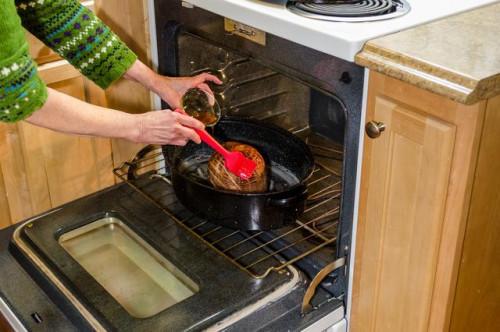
[0, 0, 137, 122]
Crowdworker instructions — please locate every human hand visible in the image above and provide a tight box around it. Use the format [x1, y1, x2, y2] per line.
[152, 73, 223, 109]
[132, 109, 205, 146]
[123, 60, 222, 109]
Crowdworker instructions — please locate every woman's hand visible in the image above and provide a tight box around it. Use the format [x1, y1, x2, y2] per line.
[123, 60, 222, 108]
[133, 110, 205, 145]
[152, 73, 222, 109]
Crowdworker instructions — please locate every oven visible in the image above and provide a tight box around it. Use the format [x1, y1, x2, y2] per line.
[6, 2, 365, 331]
[148, 1, 364, 330]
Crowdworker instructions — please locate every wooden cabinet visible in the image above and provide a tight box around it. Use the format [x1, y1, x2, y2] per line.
[19, 61, 114, 214]
[0, 313, 13, 332]
[351, 71, 500, 331]
[355, 96, 456, 331]
[0, 61, 114, 227]
[449, 97, 500, 332]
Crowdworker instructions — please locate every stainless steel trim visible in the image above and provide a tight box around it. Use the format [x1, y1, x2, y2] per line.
[0, 297, 27, 332]
[345, 68, 370, 329]
[205, 265, 303, 332]
[12, 219, 107, 332]
[300, 307, 345, 332]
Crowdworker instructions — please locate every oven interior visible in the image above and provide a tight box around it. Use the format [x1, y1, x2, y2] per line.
[116, 31, 350, 310]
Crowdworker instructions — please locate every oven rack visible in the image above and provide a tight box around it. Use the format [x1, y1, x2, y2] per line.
[113, 133, 343, 279]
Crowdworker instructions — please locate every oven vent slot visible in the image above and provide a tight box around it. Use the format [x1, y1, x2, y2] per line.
[114, 129, 343, 280]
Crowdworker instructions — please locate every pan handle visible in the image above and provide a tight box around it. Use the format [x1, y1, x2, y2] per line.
[127, 144, 158, 180]
[126, 144, 173, 181]
[266, 186, 308, 208]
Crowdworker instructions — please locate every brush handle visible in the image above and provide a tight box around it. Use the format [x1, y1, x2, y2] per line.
[194, 128, 230, 157]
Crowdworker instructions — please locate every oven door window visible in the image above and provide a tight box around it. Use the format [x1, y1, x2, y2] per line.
[59, 216, 199, 318]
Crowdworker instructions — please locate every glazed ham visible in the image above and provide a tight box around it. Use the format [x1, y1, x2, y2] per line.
[208, 141, 267, 192]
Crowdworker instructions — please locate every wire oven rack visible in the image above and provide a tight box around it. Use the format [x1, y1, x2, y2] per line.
[113, 130, 343, 279]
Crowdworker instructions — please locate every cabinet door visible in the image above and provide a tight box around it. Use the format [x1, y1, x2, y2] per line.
[351, 72, 485, 332]
[0, 61, 114, 226]
[354, 96, 455, 331]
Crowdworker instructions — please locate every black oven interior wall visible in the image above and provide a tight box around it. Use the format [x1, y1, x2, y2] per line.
[155, 0, 364, 303]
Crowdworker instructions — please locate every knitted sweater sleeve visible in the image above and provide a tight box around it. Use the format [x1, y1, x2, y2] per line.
[0, 0, 47, 122]
[16, 0, 138, 89]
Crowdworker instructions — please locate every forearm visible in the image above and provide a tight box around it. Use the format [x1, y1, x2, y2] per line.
[123, 59, 162, 94]
[25, 87, 203, 145]
[25, 88, 139, 140]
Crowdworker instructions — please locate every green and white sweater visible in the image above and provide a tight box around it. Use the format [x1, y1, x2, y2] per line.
[0, 0, 137, 122]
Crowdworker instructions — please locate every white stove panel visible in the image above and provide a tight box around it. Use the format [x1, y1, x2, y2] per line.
[184, 0, 499, 61]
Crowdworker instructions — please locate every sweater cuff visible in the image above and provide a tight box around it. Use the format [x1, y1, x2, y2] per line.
[0, 47, 48, 123]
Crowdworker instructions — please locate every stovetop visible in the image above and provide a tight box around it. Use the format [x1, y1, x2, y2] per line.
[182, 0, 497, 61]
[287, 0, 411, 23]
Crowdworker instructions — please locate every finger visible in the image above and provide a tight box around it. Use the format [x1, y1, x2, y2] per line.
[175, 112, 205, 130]
[197, 72, 223, 85]
[197, 83, 216, 106]
[176, 125, 201, 144]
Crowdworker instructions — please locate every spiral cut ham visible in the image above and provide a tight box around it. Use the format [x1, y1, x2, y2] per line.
[208, 141, 268, 192]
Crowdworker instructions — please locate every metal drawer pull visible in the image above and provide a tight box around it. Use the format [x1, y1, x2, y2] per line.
[365, 121, 386, 138]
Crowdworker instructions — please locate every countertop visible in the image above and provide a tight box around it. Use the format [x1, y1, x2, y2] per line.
[355, 2, 500, 105]
[182, 0, 496, 62]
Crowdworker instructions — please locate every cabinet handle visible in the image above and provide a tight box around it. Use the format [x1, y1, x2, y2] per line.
[365, 121, 386, 139]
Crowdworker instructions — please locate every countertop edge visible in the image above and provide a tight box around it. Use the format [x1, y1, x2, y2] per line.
[355, 45, 500, 105]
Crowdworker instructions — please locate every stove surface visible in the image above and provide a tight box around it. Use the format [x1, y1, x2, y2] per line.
[183, 0, 498, 61]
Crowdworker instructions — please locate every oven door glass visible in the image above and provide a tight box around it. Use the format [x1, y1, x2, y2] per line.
[59, 216, 199, 318]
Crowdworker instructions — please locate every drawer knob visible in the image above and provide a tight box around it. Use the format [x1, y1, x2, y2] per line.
[365, 121, 386, 139]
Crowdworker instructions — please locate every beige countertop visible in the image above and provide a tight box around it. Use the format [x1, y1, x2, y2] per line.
[355, 3, 500, 105]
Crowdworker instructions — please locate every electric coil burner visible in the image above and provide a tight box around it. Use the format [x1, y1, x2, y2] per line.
[287, 0, 411, 22]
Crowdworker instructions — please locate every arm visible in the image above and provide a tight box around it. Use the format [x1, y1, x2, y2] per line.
[10, 0, 205, 145]
[9, 0, 214, 144]
[16, 0, 137, 89]
[15, 0, 220, 110]
[1, 0, 47, 123]
[26, 88, 204, 145]
[15, 0, 223, 101]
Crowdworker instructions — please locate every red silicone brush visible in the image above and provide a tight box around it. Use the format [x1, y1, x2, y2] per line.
[175, 109, 256, 180]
